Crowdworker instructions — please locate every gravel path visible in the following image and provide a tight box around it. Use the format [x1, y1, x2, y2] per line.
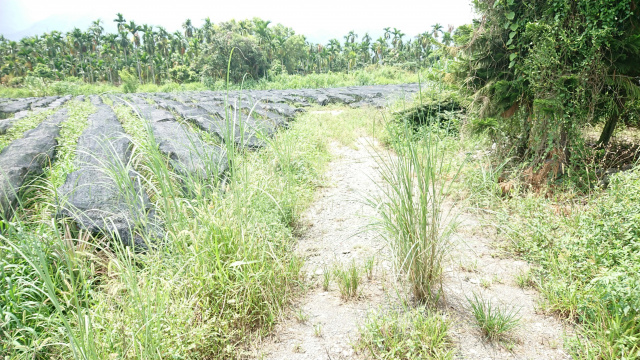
[255, 137, 390, 360]
[254, 134, 571, 360]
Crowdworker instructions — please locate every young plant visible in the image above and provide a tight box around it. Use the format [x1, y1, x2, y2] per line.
[322, 265, 331, 291]
[334, 261, 360, 299]
[467, 293, 521, 342]
[364, 256, 375, 280]
[515, 269, 535, 289]
[295, 308, 309, 323]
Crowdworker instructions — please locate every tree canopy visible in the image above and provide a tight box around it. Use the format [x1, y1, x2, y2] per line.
[0, 16, 456, 87]
[460, 0, 640, 171]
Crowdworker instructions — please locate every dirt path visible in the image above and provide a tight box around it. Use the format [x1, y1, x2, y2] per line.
[254, 135, 571, 359]
[443, 212, 572, 359]
[254, 137, 390, 359]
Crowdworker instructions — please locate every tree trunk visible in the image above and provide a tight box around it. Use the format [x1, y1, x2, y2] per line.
[597, 109, 621, 147]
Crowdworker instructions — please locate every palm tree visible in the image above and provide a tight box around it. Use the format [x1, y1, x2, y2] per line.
[344, 30, 357, 46]
[182, 19, 194, 39]
[202, 17, 215, 44]
[431, 23, 443, 39]
[327, 38, 341, 71]
[113, 13, 126, 32]
[373, 37, 387, 64]
[89, 20, 103, 53]
[254, 18, 271, 46]
[391, 28, 405, 50]
[442, 32, 453, 46]
[125, 20, 143, 81]
[360, 33, 372, 64]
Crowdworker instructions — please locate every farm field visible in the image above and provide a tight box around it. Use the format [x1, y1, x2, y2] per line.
[2, 1, 640, 359]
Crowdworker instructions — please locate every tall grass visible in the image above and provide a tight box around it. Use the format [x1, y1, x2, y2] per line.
[1, 100, 385, 358]
[370, 110, 459, 304]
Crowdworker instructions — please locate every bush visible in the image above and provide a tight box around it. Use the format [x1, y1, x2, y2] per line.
[29, 64, 54, 80]
[168, 65, 196, 84]
[118, 69, 139, 93]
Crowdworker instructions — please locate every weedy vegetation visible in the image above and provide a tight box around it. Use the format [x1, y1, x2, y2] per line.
[467, 292, 521, 342]
[357, 306, 453, 360]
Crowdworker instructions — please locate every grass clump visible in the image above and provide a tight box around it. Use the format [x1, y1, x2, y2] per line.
[322, 264, 331, 291]
[357, 307, 453, 360]
[467, 293, 521, 342]
[334, 261, 361, 299]
[371, 116, 459, 303]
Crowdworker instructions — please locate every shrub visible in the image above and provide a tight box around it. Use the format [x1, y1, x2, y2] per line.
[118, 69, 139, 93]
[168, 65, 196, 84]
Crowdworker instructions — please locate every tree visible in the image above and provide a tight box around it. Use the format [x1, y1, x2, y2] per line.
[113, 13, 126, 32]
[431, 23, 443, 39]
[461, 0, 640, 175]
[125, 20, 143, 82]
[182, 19, 194, 39]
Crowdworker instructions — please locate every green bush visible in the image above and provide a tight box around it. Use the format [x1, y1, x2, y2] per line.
[168, 65, 196, 84]
[118, 69, 139, 93]
[29, 64, 54, 80]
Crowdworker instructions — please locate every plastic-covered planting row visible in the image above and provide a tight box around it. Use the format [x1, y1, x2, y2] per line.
[0, 83, 419, 247]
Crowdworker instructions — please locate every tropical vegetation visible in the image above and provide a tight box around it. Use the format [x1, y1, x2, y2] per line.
[0, 15, 460, 89]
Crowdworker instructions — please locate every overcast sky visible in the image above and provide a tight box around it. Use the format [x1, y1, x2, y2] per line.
[0, 0, 476, 43]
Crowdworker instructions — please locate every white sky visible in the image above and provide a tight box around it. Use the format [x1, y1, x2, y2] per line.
[0, 0, 476, 43]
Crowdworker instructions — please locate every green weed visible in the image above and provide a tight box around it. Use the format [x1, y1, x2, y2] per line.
[357, 307, 453, 360]
[0, 108, 56, 152]
[334, 261, 361, 299]
[467, 292, 521, 342]
[322, 265, 331, 291]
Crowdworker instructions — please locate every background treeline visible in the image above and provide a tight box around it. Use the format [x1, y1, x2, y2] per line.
[0, 15, 464, 87]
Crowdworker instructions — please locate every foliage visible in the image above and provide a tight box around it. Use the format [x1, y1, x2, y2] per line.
[357, 307, 453, 360]
[118, 69, 138, 93]
[168, 64, 195, 83]
[0, 16, 455, 89]
[29, 63, 54, 79]
[394, 88, 464, 134]
[460, 0, 640, 183]
[467, 293, 521, 341]
[197, 32, 268, 83]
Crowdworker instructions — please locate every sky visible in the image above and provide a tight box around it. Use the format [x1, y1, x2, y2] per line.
[0, 0, 476, 43]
